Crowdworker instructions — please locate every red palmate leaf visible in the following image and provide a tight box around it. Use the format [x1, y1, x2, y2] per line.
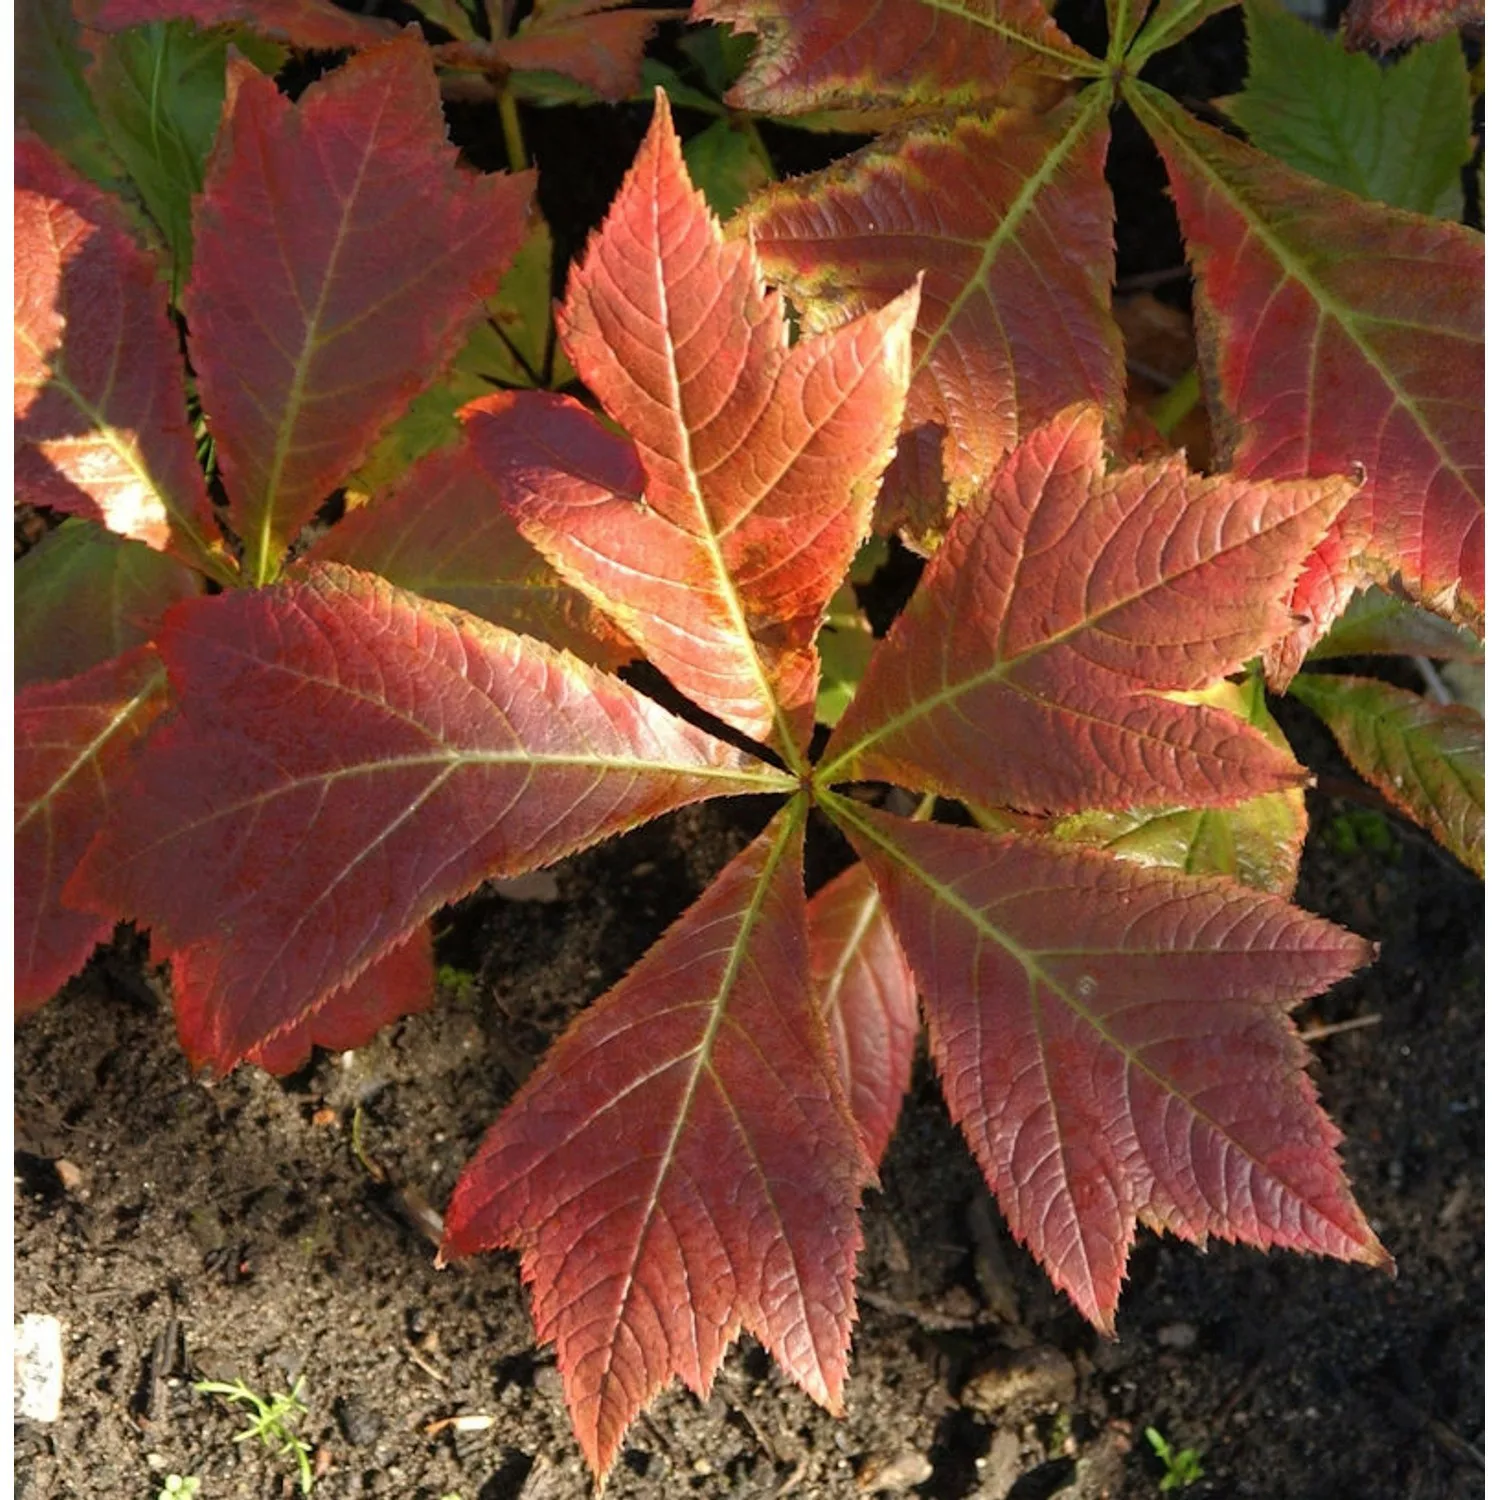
[16, 520, 201, 689]
[827, 799, 1388, 1331]
[88, 0, 396, 49]
[1342, 0, 1482, 47]
[747, 90, 1123, 501]
[1044, 679, 1309, 897]
[306, 438, 632, 670]
[70, 564, 791, 1070]
[697, 0, 1100, 114]
[16, 647, 171, 1014]
[186, 34, 534, 582]
[872, 424, 947, 552]
[439, 1, 669, 101]
[1128, 83, 1483, 680]
[15, 137, 226, 578]
[241, 927, 435, 1075]
[808, 861, 920, 1167]
[1290, 673, 1484, 876]
[821, 405, 1350, 813]
[443, 802, 873, 1479]
[486, 93, 916, 759]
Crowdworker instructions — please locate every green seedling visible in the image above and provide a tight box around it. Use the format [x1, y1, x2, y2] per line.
[1046, 1409, 1074, 1458]
[157, 1477, 201, 1500]
[1145, 1426, 1205, 1491]
[1327, 806, 1398, 858]
[194, 1376, 315, 1495]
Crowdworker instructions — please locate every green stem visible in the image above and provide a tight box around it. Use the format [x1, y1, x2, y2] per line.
[498, 83, 528, 174]
[1150, 365, 1201, 440]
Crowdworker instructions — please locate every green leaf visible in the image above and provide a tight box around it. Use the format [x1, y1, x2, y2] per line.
[1221, 0, 1471, 219]
[815, 582, 875, 728]
[347, 216, 569, 497]
[85, 21, 235, 296]
[683, 116, 772, 218]
[17, 0, 124, 189]
[1307, 586, 1484, 664]
[1125, 0, 1240, 65]
[638, 58, 727, 114]
[677, 21, 756, 97]
[407, 0, 480, 40]
[1045, 679, 1308, 896]
[16, 519, 202, 689]
[1290, 672, 1483, 876]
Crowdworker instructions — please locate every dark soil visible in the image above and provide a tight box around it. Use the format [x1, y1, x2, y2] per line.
[14, 752, 1484, 1499]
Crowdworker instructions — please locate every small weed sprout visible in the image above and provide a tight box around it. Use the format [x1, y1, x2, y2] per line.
[194, 1375, 315, 1495]
[156, 1477, 201, 1500]
[1145, 1426, 1205, 1491]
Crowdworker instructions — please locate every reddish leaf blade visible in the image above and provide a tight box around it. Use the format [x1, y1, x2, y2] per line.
[809, 862, 920, 1166]
[238, 927, 435, 1075]
[17, 519, 201, 689]
[696, 0, 1100, 114]
[88, 0, 396, 49]
[871, 423, 948, 552]
[443, 803, 873, 1479]
[441, 3, 668, 101]
[822, 406, 1348, 813]
[1130, 83, 1483, 674]
[16, 647, 171, 1015]
[70, 564, 791, 1071]
[1045, 679, 1308, 897]
[348, 218, 575, 497]
[549, 93, 916, 757]
[15, 137, 226, 578]
[1343, 0, 1482, 47]
[306, 438, 632, 670]
[827, 799, 1387, 1332]
[1290, 673, 1484, 876]
[749, 90, 1122, 502]
[187, 35, 535, 583]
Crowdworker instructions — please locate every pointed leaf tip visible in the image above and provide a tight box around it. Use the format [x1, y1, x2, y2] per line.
[69, 564, 786, 1070]
[748, 89, 1123, 501]
[824, 404, 1349, 814]
[445, 804, 872, 1478]
[828, 801, 1386, 1331]
[17, 648, 172, 1014]
[187, 33, 535, 582]
[1130, 82, 1482, 673]
[549, 89, 916, 757]
[15, 138, 224, 576]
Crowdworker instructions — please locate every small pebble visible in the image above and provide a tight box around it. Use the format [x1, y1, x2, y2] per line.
[53, 1160, 84, 1193]
[13, 1315, 64, 1423]
[974, 1427, 1024, 1498]
[856, 1451, 933, 1492]
[1156, 1321, 1198, 1351]
[963, 1345, 1076, 1416]
[334, 1392, 383, 1447]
